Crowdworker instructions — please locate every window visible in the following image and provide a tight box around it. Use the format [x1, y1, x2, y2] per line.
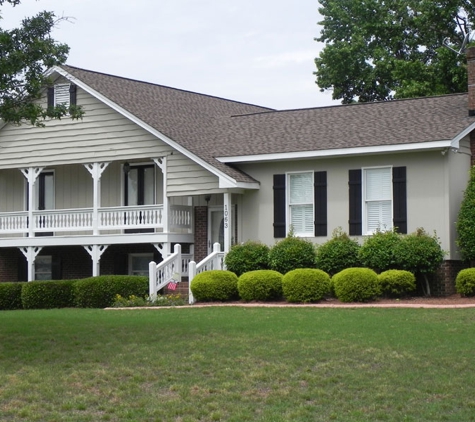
[129, 253, 153, 276]
[363, 167, 392, 234]
[124, 164, 155, 206]
[348, 167, 407, 236]
[273, 171, 327, 238]
[35, 256, 52, 280]
[288, 172, 314, 236]
[47, 83, 77, 110]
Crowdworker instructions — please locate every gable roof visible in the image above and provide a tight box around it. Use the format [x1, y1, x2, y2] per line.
[56, 65, 475, 182]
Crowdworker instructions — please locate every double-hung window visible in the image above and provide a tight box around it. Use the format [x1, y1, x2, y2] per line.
[363, 167, 392, 234]
[288, 172, 314, 236]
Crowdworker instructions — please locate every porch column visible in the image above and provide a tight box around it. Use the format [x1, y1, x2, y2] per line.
[84, 163, 109, 235]
[153, 157, 169, 233]
[20, 167, 43, 237]
[223, 192, 232, 253]
[84, 245, 108, 277]
[20, 246, 42, 282]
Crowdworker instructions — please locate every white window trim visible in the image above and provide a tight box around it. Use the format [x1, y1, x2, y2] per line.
[128, 253, 154, 276]
[286, 171, 314, 237]
[362, 166, 393, 235]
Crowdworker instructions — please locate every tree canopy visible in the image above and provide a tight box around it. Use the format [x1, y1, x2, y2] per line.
[315, 0, 474, 103]
[0, 0, 83, 126]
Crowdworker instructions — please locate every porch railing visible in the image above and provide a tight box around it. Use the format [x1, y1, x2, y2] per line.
[188, 242, 225, 304]
[149, 244, 182, 300]
[0, 204, 193, 235]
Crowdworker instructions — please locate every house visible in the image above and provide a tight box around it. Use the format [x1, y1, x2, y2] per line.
[1, 48, 475, 294]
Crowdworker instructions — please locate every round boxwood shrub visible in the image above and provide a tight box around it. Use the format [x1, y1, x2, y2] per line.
[22, 280, 77, 309]
[332, 268, 381, 303]
[455, 268, 475, 297]
[315, 228, 361, 276]
[0, 282, 25, 310]
[237, 270, 282, 301]
[282, 268, 331, 303]
[190, 270, 238, 302]
[224, 241, 270, 276]
[268, 235, 316, 275]
[378, 270, 416, 298]
[73, 275, 148, 308]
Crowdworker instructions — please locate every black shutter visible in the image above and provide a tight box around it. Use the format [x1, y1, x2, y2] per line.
[314, 171, 327, 236]
[69, 84, 77, 106]
[393, 166, 407, 234]
[348, 169, 362, 236]
[47, 87, 54, 108]
[273, 174, 286, 238]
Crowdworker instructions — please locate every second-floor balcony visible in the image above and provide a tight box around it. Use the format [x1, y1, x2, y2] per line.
[0, 204, 193, 236]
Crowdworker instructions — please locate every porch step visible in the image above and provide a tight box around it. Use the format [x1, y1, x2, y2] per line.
[164, 280, 189, 296]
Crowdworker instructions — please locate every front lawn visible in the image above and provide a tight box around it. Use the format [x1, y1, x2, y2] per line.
[1, 307, 475, 421]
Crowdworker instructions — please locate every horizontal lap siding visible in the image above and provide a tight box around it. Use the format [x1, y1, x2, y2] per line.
[167, 153, 219, 196]
[0, 89, 172, 169]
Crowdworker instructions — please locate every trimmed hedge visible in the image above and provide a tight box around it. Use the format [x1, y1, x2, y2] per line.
[282, 268, 331, 303]
[332, 268, 381, 303]
[378, 270, 416, 298]
[237, 270, 283, 301]
[0, 282, 25, 310]
[190, 270, 239, 302]
[268, 235, 316, 274]
[225, 241, 270, 276]
[73, 275, 148, 308]
[21, 280, 77, 309]
[455, 268, 475, 297]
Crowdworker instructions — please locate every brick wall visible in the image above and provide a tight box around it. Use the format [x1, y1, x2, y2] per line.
[432, 260, 469, 296]
[0, 248, 23, 282]
[194, 206, 208, 263]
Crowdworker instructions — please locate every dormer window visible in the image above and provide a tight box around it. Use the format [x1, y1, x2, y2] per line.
[47, 83, 77, 110]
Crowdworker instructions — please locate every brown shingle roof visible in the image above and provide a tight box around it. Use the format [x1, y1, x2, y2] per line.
[61, 65, 475, 182]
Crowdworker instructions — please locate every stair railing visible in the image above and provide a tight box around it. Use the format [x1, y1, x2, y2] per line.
[149, 244, 182, 300]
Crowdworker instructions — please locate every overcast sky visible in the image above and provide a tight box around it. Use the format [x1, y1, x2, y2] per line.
[2, 0, 339, 110]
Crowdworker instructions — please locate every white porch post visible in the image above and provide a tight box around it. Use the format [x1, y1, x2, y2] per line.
[20, 246, 42, 282]
[84, 163, 109, 235]
[153, 157, 169, 233]
[84, 245, 109, 277]
[20, 167, 43, 238]
[223, 192, 232, 253]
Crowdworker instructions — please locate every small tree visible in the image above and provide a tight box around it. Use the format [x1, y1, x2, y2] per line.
[393, 228, 445, 296]
[456, 166, 475, 263]
[315, 227, 361, 275]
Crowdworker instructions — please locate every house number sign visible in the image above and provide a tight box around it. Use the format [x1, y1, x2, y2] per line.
[224, 204, 229, 229]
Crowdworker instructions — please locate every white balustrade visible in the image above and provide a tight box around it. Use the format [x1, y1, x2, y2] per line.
[149, 244, 182, 300]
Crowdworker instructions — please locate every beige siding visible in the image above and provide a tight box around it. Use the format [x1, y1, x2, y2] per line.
[0, 87, 174, 169]
[237, 150, 465, 257]
[167, 153, 220, 196]
[0, 170, 25, 212]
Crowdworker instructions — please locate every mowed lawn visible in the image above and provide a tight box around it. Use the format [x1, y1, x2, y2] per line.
[1, 307, 475, 421]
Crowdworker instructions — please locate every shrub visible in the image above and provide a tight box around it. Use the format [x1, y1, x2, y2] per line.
[455, 268, 475, 297]
[393, 228, 445, 296]
[112, 293, 186, 307]
[358, 229, 402, 273]
[456, 167, 475, 262]
[0, 282, 25, 310]
[282, 268, 331, 303]
[315, 228, 361, 275]
[224, 241, 270, 276]
[73, 275, 148, 308]
[237, 270, 283, 301]
[190, 270, 238, 302]
[268, 234, 316, 275]
[21, 280, 77, 309]
[378, 270, 416, 298]
[332, 268, 381, 302]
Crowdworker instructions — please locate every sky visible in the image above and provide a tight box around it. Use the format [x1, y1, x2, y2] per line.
[1, 0, 339, 110]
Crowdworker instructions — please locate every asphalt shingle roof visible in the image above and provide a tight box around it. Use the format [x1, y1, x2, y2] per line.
[61, 65, 475, 183]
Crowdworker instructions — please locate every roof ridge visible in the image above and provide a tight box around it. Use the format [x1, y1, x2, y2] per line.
[61, 64, 273, 111]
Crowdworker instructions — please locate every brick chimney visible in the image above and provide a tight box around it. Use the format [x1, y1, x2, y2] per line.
[468, 46, 475, 116]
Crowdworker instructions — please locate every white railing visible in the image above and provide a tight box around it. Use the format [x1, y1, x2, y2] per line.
[149, 244, 182, 300]
[0, 205, 193, 235]
[188, 242, 225, 305]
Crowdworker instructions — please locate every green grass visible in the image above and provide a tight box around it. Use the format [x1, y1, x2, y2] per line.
[1, 307, 475, 421]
